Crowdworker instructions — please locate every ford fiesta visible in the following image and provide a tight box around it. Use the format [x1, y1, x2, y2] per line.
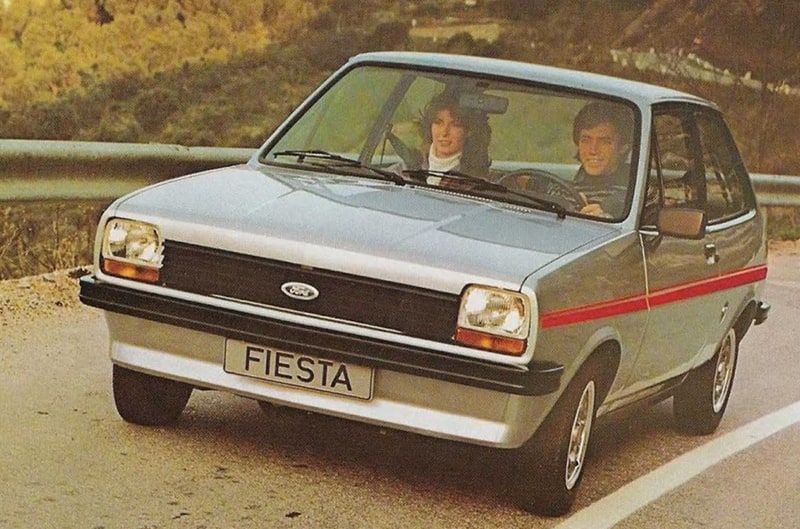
[80, 51, 769, 515]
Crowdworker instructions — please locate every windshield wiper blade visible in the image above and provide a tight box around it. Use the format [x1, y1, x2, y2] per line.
[493, 185, 569, 218]
[403, 169, 568, 218]
[403, 168, 504, 191]
[273, 149, 406, 186]
[273, 149, 358, 164]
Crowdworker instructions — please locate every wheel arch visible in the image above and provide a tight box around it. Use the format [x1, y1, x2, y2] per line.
[558, 336, 621, 408]
[583, 340, 620, 406]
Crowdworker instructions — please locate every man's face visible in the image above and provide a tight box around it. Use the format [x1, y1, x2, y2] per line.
[577, 122, 626, 176]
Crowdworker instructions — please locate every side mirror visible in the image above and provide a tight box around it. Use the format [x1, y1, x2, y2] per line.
[657, 208, 706, 239]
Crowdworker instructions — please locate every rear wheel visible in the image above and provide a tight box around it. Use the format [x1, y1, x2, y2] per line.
[112, 365, 192, 426]
[673, 327, 738, 435]
[511, 358, 601, 516]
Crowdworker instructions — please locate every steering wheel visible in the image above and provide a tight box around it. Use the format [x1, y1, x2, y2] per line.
[496, 168, 585, 211]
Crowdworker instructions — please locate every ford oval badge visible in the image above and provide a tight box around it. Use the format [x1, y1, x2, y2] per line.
[281, 282, 319, 301]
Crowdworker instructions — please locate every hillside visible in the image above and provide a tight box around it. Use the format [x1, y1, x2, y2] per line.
[1, 0, 799, 173]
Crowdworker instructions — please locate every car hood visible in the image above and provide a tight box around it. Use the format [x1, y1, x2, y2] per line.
[112, 165, 618, 293]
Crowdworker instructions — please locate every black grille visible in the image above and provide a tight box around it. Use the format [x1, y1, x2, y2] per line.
[158, 241, 460, 342]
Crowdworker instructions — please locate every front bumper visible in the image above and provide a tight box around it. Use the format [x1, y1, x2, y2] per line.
[79, 276, 563, 397]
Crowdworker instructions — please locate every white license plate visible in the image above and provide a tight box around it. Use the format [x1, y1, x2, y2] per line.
[224, 339, 373, 400]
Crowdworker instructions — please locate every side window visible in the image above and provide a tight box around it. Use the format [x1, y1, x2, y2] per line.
[694, 110, 750, 221]
[644, 105, 752, 231]
[642, 109, 701, 228]
[652, 111, 703, 209]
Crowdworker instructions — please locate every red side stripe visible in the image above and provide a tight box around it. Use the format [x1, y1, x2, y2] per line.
[540, 264, 767, 329]
[540, 294, 648, 329]
[648, 264, 767, 309]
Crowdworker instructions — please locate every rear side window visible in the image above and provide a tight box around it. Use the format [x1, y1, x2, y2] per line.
[694, 111, 750, 222]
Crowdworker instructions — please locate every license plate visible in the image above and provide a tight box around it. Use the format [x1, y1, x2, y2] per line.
[224, 339, 373, 400]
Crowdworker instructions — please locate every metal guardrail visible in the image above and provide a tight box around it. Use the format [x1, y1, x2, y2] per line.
[0, 139, 797, 205]
[751, 173, 800, 207]
[0, 139, 254, 201]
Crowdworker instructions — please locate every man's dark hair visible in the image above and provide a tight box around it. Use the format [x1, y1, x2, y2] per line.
[572, 101, 634, 147]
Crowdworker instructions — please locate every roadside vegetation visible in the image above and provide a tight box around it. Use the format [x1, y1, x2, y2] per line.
[1, 0, 799, 278]
[0, 200, 101, 279]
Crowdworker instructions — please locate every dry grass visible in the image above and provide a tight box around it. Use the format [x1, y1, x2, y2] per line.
[0, 201, 106, 280]
[766, 207, 800, 241]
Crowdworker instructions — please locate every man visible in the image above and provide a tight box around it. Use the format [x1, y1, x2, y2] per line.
[572, 101, 634, 218]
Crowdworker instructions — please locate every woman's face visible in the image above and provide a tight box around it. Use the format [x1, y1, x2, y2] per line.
[430, 108, 467, 158]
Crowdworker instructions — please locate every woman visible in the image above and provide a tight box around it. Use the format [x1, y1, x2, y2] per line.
[419, 92, 491, 177]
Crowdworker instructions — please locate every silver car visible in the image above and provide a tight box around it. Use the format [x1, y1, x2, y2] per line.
[80, 52, 769, 515]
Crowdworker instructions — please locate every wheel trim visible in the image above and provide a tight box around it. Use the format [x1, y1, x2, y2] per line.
[565, 380, 596, 490]
[712, 330, 736, 413]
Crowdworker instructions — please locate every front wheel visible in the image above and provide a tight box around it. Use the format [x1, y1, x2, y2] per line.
[673, 327, 738, 435]
[112, 365, 193, 426]
[511, 358, 601, 516]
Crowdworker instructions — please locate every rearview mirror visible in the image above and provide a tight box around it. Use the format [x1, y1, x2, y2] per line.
[657, 208, 706, 239]
[459, 93, 509, 114]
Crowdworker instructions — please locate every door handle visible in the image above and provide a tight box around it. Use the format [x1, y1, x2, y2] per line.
[704, 243, 719, 265]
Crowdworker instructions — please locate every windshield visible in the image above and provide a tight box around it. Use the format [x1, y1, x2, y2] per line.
[261, 65, 639, 221]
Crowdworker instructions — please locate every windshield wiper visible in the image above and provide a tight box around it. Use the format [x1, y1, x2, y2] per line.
[273, 149, 357, 164]
[272, 149, 406, 186]
[402, 169, 568, 218]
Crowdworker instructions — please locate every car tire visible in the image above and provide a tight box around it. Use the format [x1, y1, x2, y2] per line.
[511, 357, 600, 516]
[112, 365, 193, 426]
[673, 327, 738, 435]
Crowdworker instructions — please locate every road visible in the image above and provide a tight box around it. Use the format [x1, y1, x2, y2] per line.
[1, 250, 798, 529]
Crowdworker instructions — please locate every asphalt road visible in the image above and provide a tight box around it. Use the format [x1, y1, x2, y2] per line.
[1, 253, 798, 529]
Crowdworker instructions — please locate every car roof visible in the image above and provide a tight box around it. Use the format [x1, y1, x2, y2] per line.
[349, 51, 715, 109]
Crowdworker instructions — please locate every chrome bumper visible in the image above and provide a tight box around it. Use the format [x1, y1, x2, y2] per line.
[79, 275, 563, 397]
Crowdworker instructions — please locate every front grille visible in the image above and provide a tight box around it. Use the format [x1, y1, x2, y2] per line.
[158, 241, 461, 342]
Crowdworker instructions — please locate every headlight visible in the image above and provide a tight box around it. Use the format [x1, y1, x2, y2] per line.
[455, 285, 532, 355]
[100, 218, 163, 283]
